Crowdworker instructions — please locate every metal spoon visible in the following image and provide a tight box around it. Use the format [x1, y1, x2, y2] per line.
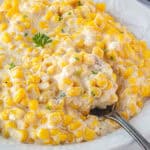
[90, 106, 150, 150]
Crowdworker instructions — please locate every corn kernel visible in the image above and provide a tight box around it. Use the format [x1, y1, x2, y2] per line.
[14, 88, 26, 103]
[92, 47, 104, 58]
[39, 21, 49, 29]
[2, 32, 12, 43]
[0, 23, 8, 31]
[28, 99, 39, 110]
[96, 3, 106, 12]
[67, 87, 82, 96]
[44, 10, 53, 20]
[69, 121, 81, 130]
[38, 128, 50, 140]
[84, 127, 96, 141]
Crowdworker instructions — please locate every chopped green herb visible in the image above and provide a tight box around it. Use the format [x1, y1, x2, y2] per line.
[46, 105, 51, 110]
[68, 12, 72, 15]
[24, 32, 28, 37]
[57, 92, 66, 99]
[78, 1, 82, 6]
[91, 91, 95, 97]
[61, 29, 65, 33]
[74, 57, 79, 61]
[103, 48, 108, 52]
[92, 70, 98, 75]
[9, 62, 16, 70]
[59, 15, 63, 21]
[23, 15, 28, 18]
[110, 56, 115, 61]
[75, 69, 82, 76]
[32, 33, 52, 48]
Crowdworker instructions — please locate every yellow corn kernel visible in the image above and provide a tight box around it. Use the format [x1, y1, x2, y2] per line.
[123, 68, 133, 79]
[63, 77, 73, 85]
[50, 128, 60, 136]
[129, 103, 137, 115]
[96, 74, 108, 88]
[0, 22, 8, 31]
[12, 67, 24, 78]
[31, 28, 37, 34]
[106, 81, 113, 90]
[15, 34, 23, 41]
[10, 108, 25, 119]
[121, 111, 129, 120]
[84, 127, 96, 141]
[75, 129, 83, 138]
[28, 99, 39, 110]
[2, 32, 12, 43]
[96, 3, 106, 12]
[0, 110, 9, 120]
[58, 132, 68, 142]
[137, 100, 143, 108]
[67, 87, 82, 96]
[143, 49, 150, 59]
[83, 54, 95, 65]
[6, 98, 14, 106]
[14, 88, 26, 103]
[69, 121, 82, 130]
[24, 112, 37, 124]
[89, 79, 96, 86]
[44, 10, 53, 20]
[49, 112, 63, 125]
[141, 85, 150, 97]
[76, 39, 84, 48]
[16, 129, 28, 142]
[128, 77, 136, 85]
[39, 21, 49, 29]
[92, 46, 104, 58]
[5, 121, 17, 129]
[63, 115, 73, 126]
[47, 65, 56, 75]
[38, 128, 50, 140]
[130, 85, 139, 94]
[60, 60, 68, 67]
[91, 87, 102, 97]
[89, 119, 99, 129]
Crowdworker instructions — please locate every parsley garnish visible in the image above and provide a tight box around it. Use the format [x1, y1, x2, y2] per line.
[32, 33, 52, 48]
[59, 15, 63, 21]
[61, 29, 65, 33]
[57, 92, 66, 99]
[24, 32, 28, 37]
[78, 1, 82, 6]
[46, 105, 51, 110]
[110, 56, 115, 61]
[9, 62, 16, 70]
[74, 57, 79, 61]
[92, 70, 98, 75]
[68, 12, 72, 15]
[91, 91, 95, 97]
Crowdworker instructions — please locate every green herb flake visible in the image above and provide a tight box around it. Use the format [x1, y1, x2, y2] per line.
[58, 92, 66, 99]
[91, 70, 98, 75]
[23, 15, 28, 18]
[68, 12, 72, 15]
[46, 105, 51, 110]
[59, 15, 63, 21]
[32, 33, 52, 48]
[24, 32, 28, 37]
[91, 91, 95, 97]
[9, 62, 16, 70]
[61, 29, 65, 33]
[78, 1, 82, 6]
[74, 57, 79, 61]
[110, 56, 115, 61]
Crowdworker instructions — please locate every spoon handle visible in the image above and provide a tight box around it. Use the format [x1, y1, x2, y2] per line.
[106, 112, 150, 150]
